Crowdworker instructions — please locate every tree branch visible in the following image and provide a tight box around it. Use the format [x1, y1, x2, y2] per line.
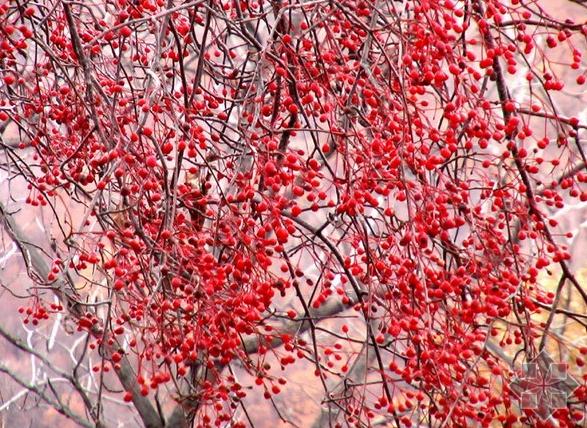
[0, 363, 94, 428]
[0, 201, 164, 428]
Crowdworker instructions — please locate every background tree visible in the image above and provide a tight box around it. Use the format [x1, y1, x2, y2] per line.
[1, 0, 587, 427]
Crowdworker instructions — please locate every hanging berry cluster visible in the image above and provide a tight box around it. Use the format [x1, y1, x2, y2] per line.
[1, 0, 587, 426]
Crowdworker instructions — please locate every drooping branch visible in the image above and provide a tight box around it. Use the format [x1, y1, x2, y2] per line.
[475, 0, 587, 309]
[0, 363, 95, 428]
[0, 323, 101, 426]
[0, 201, 164, 428]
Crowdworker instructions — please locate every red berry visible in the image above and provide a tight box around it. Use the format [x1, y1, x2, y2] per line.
[275, 228, 288, 244]
[120, 26, 132, 38]
[3, 75, 15, 85]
